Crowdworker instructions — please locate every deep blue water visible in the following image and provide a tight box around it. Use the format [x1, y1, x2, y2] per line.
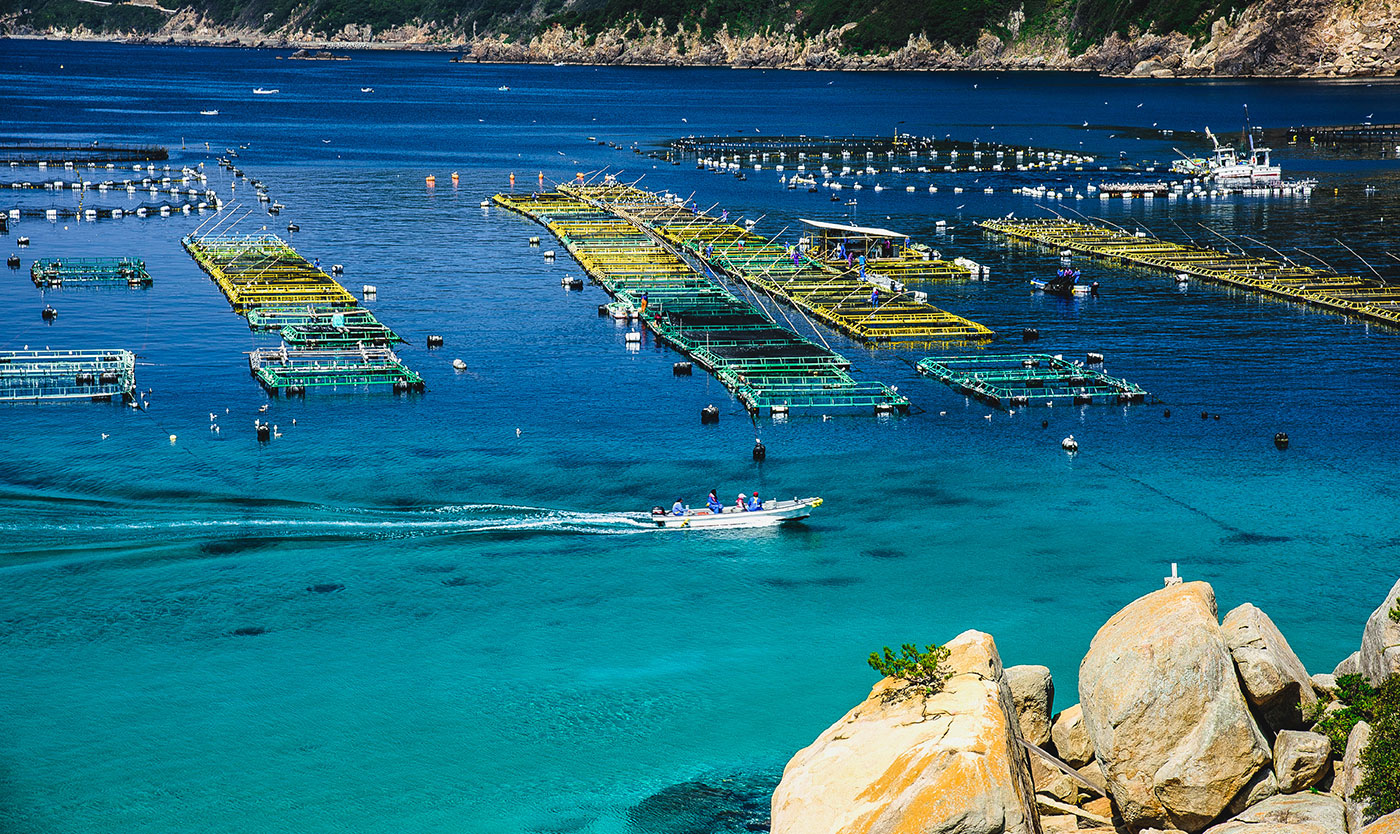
[3, 39, 1400, 833]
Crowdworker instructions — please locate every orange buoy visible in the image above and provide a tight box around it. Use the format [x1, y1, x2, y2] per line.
[426, 174, 436, 187]
[509, 172, 516, 188]
[451, 171, 459, 185]
[538, 171, 544, 186]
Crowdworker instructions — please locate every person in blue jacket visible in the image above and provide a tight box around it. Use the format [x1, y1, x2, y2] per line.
[671, 498, 686, 516]
[706, 490, 724, 514]
[746, 492, 763, 511]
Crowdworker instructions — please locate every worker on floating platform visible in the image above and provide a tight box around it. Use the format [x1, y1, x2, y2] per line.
[870, 287, 880, 307]
[707, 490, 724, 514]
[858, 254, 866, 279]
[639, 292, 649, 316]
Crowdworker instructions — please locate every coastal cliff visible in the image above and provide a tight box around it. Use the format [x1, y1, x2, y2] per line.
[770, 576, 1400, 833]
[4, 0, 1400, 77]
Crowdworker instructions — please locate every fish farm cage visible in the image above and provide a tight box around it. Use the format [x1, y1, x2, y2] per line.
[0, 349, 136, 402]
[30, 257, 152, 288]
[915, 354, 1149, 409]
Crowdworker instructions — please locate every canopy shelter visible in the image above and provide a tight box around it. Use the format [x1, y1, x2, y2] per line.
[800, 218, 911, 261]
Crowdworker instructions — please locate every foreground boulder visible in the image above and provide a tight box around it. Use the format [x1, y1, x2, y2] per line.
[771, 630, 1041, 834]
[1007, 665, 1055, 748]
[1221, 603, 1317, 733]
[1360, 577, 1400, 685]
[1271, 730, 1330, 793]
[1202, 792, 1346, 834]
[1078, 582, 1272, 832]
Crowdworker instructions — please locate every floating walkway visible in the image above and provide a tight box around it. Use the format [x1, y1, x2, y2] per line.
[30, 257, 151, 288]
[569, 183, 992, 345]
[981, 218, 1400, 329]
[670, 134, 1098, 173]
[0, 349, 136, 402]
[183, 228, 420, 394]
[0, 144, 168, 165]
[916, 354, 1148, 409]
[183, 233, 358, 313]
[493, 188, 908, 415]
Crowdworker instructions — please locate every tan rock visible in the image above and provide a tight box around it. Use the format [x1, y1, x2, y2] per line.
[1221, 603, 1318, 732]
[1310, 673, 1338, 697]
[1040, 815, 1078, 833]
[1008, 665, 1055, 748]
[1081, 797, 1112, 822]
[1335, 651, 1363, 677]
[1075, 761, 1108, 797]
[1030, 755, 1078, 802]
[1360, 576, 1400, 685]
[1052, 705, 1094, 768]
[1341, 721, 1376, 832]
[1203, 792, 1346, 834]
[1078, 582, 1272, 832]
[771, 630, 1041, 834]
[1272, 730, 1330, 793]
[1363, 810, 1400, 833]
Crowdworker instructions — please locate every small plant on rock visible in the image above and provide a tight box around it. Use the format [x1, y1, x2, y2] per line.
[1388, 597, 1400, 623]
[868, 642, 952, 698]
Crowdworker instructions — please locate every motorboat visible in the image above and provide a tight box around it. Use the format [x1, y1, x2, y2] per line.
[199, 109, 219, 115]
[649, 497, 822, 529]
[361, 87, 374, 93]
[253, 88, 280, 95]
[1032, 271, 1095, 297]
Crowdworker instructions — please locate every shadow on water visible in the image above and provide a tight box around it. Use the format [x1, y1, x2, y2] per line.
[628, 771, 780, 834]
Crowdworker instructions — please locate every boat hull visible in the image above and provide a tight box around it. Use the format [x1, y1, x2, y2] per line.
[650, 498, 821, 529]
[1031, 280, 1091, 297]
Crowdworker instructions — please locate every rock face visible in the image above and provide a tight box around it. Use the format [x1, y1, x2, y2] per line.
[1051, 705, 1094, 768]
[1359, 576, 1400, 685]
[1007, 665, 1055, 748]
[1271, 730, 1330, 793]
[1078, 582, 1272, 833]
[1364, 811, 1400, 834]
[1221, 603, 1318, 733]
[1202, 792, 1347, 834]
[771, 630, 1041, 834]
[1340, 721, 1376, 833]
[1336, 651, 1363, 677]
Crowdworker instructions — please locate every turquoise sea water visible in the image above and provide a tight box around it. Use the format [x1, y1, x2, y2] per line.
[3, 39, 1400, 832]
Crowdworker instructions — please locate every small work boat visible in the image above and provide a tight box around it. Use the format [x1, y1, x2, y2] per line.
[361, 87, 374, 93]
[199, 109, 219, 116]
[1031, 270, 1096, 297]
[649, 497, 822, 529]
[253, 87, 280, 95]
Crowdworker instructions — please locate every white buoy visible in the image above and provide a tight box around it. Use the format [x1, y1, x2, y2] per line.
[362, 284, 377, 296]
[1061, 435, 1079, 453]
[452, 359, 467, 370]
[169, 434, 177, 444]
[624, 332, 642, 343]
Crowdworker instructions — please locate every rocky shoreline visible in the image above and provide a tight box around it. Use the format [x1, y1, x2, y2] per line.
[770, 575, 1400, 834]
[7, 0, 1400, 79]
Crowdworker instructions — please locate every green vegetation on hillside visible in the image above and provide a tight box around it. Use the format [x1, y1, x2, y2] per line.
[1, 0, 1252, 52]
[1, 0, 165, 33]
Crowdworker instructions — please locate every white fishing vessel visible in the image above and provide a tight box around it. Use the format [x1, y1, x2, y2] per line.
[1172, 125, 1280, 186]
[199, 109, 219, 116]
[253, 87, 280, 95]
[649, 497, 822, 529]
